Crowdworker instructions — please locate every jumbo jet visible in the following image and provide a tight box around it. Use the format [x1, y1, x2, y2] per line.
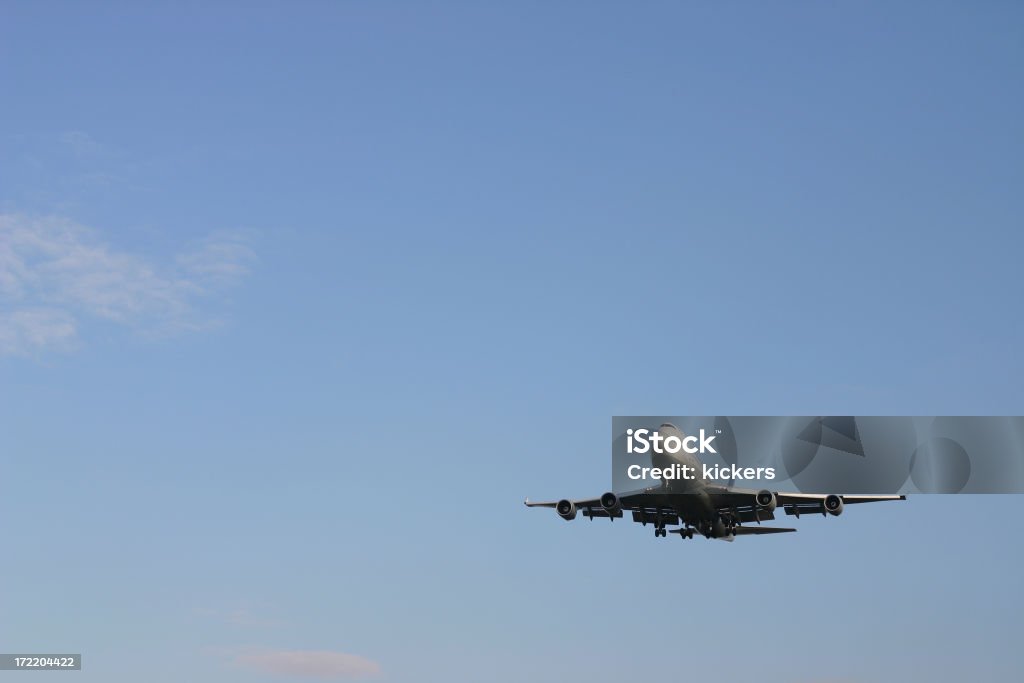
[525, 423, 905, 541]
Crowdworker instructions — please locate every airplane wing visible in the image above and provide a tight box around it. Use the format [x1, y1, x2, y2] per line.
[775, 492, 906, 517]
[524, 497, 612, 517]
[524, 486, 679, 521]
[525, 486, 906, 537]
[525, 487, 782, 526]
[705, 485, 905, 518]
[524, 490, 638, 519]
[774, 492, 907, 505]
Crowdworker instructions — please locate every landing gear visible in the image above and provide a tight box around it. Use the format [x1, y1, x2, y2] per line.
[717, 514, 739, 536]
[654, 527, 667, 538]
[659, 526, 695, 540]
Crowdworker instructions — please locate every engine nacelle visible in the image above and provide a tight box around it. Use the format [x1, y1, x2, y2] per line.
[556, 499, 577, 521]
[755, 489, 777, 512]
[600, 491, 622, 515]
[824, 494, 844, 516]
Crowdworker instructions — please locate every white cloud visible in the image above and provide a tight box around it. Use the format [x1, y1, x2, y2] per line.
[60, 130, 107, 158]
[0, 308, 77, 355]
[177, 232, 257, 284]
[232, 649, 381, 680]
[0, 213, 253, 355]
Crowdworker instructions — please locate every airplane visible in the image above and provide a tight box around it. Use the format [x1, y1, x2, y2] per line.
[525, 423, 905, 541]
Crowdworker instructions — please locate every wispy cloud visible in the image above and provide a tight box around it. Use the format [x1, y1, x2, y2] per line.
[231, 649, 381, 680]
[0, 213, 255, 355]
[59, 130, 108, 159]
[177, 233, 256, 284]
[3, 131, 134, 208]
[0, 308, 77, 356]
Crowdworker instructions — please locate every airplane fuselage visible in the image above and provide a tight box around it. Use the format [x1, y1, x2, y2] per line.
[650, 442, 732, 535]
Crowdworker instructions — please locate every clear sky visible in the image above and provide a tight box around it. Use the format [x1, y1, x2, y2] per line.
[1, 2, 1022, 682]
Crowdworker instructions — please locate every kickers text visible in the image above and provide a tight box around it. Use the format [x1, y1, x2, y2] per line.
[627, 463, 777, 481]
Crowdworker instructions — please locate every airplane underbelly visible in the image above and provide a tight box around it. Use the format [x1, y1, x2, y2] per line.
[673, 489, 715, 523]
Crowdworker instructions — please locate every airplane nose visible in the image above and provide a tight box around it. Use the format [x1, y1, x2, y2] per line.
[652, 423, 685, 465]
[659, 423, 684, 443]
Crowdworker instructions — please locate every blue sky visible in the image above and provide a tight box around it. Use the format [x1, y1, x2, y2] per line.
[1, 2, 1022, 681]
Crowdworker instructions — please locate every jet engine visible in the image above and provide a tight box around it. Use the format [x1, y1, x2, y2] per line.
[824, 494, 844, 516]
[755, 489, 777, 512]
[600, 491, 622, 516]
[556, 499, 577, 521]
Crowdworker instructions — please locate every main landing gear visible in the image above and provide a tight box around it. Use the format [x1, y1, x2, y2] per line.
[656, 526, 695, 539]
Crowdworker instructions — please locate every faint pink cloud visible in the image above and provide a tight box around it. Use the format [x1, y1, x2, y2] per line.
[192, 605, 286, 628]
[232, 649, 381, 680]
